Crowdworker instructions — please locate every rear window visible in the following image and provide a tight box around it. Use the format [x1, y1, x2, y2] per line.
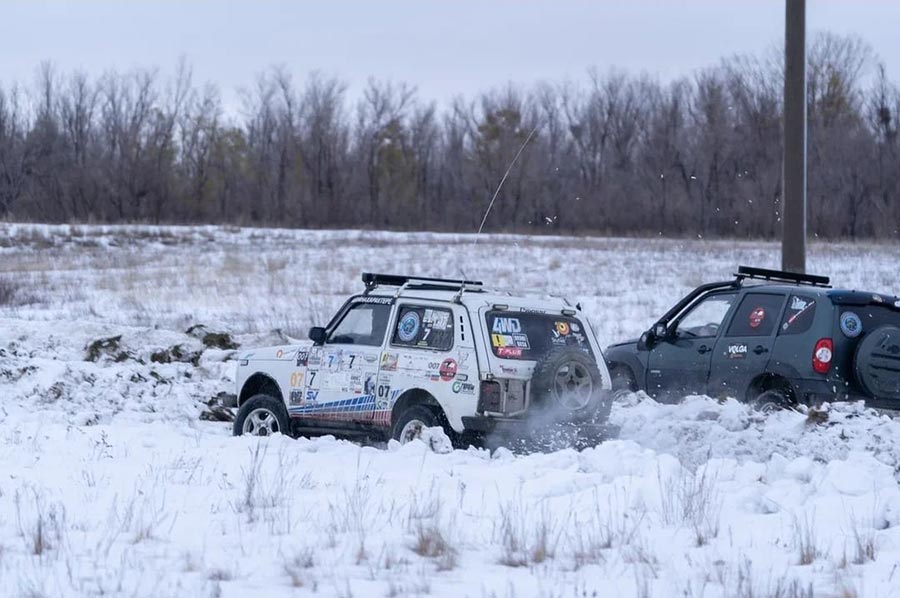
[779, 295, 817, 335]
[392, 305, 454, 350]
[485, 312, 593, 360]
[726, 293, 786, 337]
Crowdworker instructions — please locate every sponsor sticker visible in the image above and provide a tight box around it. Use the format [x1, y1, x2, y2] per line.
[727, 344, 748, 359]
[276, 349, 284, 359]
[354, 296, 393, 305]
[790, 297, 809, 310]
[513, 333, 531, 349]
[289, 389, 304, 404]
[364, 374, 376, 395]
[555, 321, 571, 336]
[840, 311, 862, 338]
[398, 311, 421, 342]
[497, 347, 523, 358]
[491, 333, 515, 347]
[452, 380, 476, 394]
[296, 350, 309, 366]
[380, 352, 398, 371]
[439, 358, 458, 381]
[749, 307, 766, 329]
[289, 371, 305, 387]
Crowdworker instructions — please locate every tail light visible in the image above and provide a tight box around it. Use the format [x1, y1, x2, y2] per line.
[812, 338, 833, 374]
[478, 380, 502, 413]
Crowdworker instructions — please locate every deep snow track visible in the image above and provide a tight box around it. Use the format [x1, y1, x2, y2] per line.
[2, 224, 900, 597]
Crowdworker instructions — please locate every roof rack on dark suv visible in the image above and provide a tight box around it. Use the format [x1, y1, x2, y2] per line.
[735, 266, 830, 288]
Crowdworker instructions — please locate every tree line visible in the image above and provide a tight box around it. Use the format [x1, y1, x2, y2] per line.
[0, 33, 898, 238]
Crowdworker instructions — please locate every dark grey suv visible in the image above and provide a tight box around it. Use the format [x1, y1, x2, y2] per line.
[605, 266, 900, 410]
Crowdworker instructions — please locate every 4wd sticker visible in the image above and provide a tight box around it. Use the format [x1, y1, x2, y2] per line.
[727, 344, 748, 359]
[749, 307, 766, 329]
[840, 311, 862, 338]
[492, 317, 522, 334]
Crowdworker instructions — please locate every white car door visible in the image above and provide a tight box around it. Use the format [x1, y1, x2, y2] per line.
[296, 298, 392, 423]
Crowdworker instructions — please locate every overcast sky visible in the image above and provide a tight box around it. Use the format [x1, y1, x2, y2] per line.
[2, 1, 899, 113]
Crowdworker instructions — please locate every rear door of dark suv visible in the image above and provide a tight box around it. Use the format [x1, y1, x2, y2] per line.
[709, 291, 787, 399]
[830, 293, 900, 405]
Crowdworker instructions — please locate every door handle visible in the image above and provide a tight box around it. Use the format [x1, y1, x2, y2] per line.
[697, 345, 711, 354]
[753, 345, 769, 355]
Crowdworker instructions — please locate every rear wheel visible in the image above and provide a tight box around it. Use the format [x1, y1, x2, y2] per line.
[233, 394, 291, 437]
[391, 405, 439, 444]
[531, 347, 611, 423]
[752, 388, 793, 413]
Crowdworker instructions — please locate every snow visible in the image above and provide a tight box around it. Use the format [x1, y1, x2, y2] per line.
[2, 223, 900, 597]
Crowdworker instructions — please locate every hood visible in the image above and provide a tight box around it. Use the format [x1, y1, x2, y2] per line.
[239, 341, 313, 362]
[606, 338, 639, 351]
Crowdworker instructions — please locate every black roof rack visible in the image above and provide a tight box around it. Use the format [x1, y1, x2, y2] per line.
[362, 272, 483, 291]
[735, 266, 830, 288]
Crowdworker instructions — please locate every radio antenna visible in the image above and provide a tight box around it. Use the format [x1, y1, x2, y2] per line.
[474, 124, 539, 241]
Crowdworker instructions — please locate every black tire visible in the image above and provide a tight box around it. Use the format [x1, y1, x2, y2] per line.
[751, 388, 793, 413]
[610, 365, 636, 398]
[391, 405, 439, 443]
[531, 347, 611, 423]
[233, 394, 291, 437]
[854, 325, 900, 401]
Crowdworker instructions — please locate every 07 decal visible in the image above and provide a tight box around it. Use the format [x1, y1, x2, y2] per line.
[289, 371, 305, 387]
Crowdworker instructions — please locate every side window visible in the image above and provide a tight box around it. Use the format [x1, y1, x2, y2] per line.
[392, 305, 454, 350]
[726, 293, 786, 337]
[779, 295, 817, 335]
[327, 302, 392, 346]
[675, 293, 736, 338]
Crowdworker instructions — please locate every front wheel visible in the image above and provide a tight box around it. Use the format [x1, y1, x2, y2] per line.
[233, 394, 291, 437]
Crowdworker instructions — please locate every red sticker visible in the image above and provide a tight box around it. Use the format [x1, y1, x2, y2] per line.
[749, 307, 766, 329]
[439, 358, 458, 381]
[497, 347, 523, 358]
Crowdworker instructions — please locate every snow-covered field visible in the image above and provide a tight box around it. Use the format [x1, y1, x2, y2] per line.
[2, 223, 900, 597]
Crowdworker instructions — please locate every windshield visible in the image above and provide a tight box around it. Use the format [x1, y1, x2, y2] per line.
[485, 311, 594, 361]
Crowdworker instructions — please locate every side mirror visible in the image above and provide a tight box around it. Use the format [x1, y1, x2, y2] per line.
[308, 326, 327, 345]
[654, 323, 668, 339]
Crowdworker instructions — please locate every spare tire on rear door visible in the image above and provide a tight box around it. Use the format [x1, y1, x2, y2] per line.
[854, 325, 900, 401]
[530, 347, 611, 423]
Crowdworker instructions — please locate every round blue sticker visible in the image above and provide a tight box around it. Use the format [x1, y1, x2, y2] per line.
[397, 311, 421, 342]
[840, 311, 862, 338]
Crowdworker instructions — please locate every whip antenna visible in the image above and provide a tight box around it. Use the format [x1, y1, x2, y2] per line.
[474, 124, 539, 240]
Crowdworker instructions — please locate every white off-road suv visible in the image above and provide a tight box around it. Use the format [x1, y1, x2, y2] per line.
[233, 273, 613, 444]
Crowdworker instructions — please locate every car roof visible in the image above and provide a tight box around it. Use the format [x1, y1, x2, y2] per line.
[363, 288, 580, 313]
[737, 283, 900, 308]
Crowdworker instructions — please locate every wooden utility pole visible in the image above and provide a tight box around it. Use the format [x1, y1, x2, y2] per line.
[782, 0, 807, 273]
